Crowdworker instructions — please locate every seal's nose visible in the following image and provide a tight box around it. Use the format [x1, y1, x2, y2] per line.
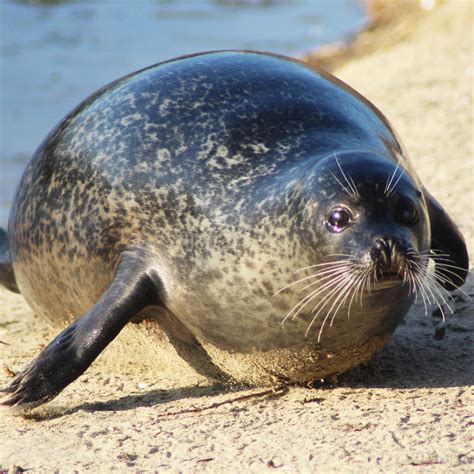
[370, 237, 408, 275]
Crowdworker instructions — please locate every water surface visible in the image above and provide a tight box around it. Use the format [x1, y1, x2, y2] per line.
[0, 0, 366, 226]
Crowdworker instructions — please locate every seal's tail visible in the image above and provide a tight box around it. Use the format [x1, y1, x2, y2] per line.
[0, 228, 19, 293]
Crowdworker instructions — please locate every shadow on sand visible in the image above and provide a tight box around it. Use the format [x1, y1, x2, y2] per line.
[23, 272, 473, 421]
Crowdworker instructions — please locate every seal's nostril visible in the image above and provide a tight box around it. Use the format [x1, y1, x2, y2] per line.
[371, 238, 391, 267]
[371, 237, 410, 275]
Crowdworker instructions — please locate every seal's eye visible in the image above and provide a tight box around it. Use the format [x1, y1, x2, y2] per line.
[394, 197, 419, 226]
[326, 207, 352, 233]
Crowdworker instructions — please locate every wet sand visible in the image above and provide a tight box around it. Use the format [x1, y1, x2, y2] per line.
[1, 1, 473, 472]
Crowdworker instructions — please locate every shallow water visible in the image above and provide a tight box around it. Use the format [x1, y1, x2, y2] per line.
[0, 0, 365, 227]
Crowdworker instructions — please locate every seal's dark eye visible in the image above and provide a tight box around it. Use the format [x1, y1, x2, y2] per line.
[394, 198, 419, 226]
[326, 207, 352, 233]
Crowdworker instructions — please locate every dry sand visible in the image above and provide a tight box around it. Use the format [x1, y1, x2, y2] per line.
[1, 1, 473, 472]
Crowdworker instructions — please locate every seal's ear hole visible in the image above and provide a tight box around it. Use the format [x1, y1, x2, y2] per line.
[394, 197, 419, 226]
[325, 206, 352, 233]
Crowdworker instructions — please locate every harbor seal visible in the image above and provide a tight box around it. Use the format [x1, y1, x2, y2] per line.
[0, 51, 468, 410]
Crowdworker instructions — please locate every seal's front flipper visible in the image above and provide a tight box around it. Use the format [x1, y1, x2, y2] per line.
[424, 189, 469, 291]
[1, 253, 162, 410]
[0, 228, 19, 293]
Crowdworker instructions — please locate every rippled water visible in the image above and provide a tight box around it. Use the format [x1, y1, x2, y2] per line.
[0, 0, 366, 226]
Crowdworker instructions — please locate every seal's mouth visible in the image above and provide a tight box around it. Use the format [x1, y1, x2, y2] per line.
[273, 241, 435, 342]
[375, 269, 405, 281]
[373, 270, 406, 290]
[369, 237, 415, 290]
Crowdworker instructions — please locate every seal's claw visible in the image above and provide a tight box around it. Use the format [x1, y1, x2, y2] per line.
[1, 393, 21, 407]
[1, 361, 57, 409]
[0, 384, 13, 393]
[0, 330, 85, 409]
[1, 386, 51, 410]
[1, 374, 24, 397]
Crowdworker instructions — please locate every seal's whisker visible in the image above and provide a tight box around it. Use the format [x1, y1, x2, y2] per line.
[333, 154, 358, 197]
[325, 253, 359, 258]
[343, 271, 363, 317]
[404, 266, 413, 295]
[427, 251, 462, 264]
[413, 265, 456, 320]
[406, 254, 428, 273]
[420, 277, 452, 322]
[297, 267, 356, 293]
[334, 154, 359, 198]
[423, 250, 469, 280]
[284, 276, 347, 328]
[384, 159, 401, 195]
[354, 268, 366, 305]
[425, 248, 454, 256]
[419, 249, 451, 257]
[409, 267, 430, 315]
[348, 175, 360, 198]
[387, 167, 406, 197]
[431, 260, 471, 280]
[328, 247, 364, 255]
[404, 262, 416, 300]
[293, 259, 357, 274]
[342, 165, 360, 199]
[366, 265, 374, 295]
[309, 266, 368, 341]
[410, 256, 458, 299]
[330, 172, 355, 199]
[416, 270, 439, 306]
[281, 270, 351, 326]
[328, 269, 365, 328]
[305, 273, 354, 338]
[430, 266, 471, 294]
[401, 263, 409, 286]
[273, 264, 352, 296]
[385, 157, 407, 197]
[296, 270, 352, 311]
[357, 266, 372, 305]
[427, 268, 460, 291]
[346, 267, 370, 317]
[289, 272, 354, 319]
[325, 271, 359, 321]
[363, 266, 373, 300]
[425, 273, 459, 306]
[275, 265, 355, 298]
[319, 275, 359, 342]
[417, 275, 437, 315]
[432, 262, 468, 274]
[405, 256, 425, 297]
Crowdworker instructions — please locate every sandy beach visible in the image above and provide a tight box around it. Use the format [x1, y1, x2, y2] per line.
[1, 1, 473, 472]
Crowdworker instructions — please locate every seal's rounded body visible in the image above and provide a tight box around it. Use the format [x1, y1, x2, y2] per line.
[1, 51, 468, 408]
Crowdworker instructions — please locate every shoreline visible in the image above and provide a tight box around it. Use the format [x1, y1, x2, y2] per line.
[1, 1, 473, 472]
[302, 0, 427, 72]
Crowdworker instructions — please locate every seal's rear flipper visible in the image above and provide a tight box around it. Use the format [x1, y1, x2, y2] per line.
[1, 252, 163, 410]
[0, 228, 19, 293]
[424, 189, 469, 291]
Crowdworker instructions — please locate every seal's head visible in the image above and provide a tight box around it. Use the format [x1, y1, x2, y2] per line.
[276, 151, 463, 348]
[315, 151, 430, 285]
